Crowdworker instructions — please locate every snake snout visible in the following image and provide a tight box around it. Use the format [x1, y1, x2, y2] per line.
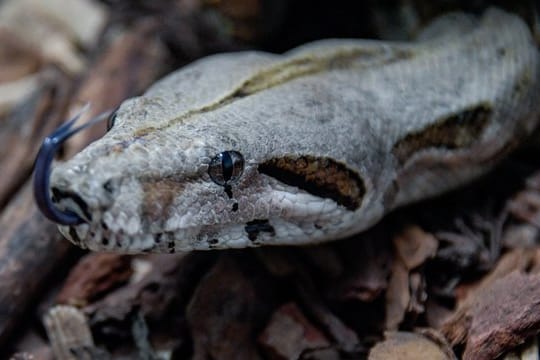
[33, 105, 113, 225]
[51, 187, 92, 222]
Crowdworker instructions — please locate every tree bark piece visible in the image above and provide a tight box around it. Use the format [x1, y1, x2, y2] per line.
[0, 68, 71, 209]
[65, 20, 168, 157]
[0, 184, 72, 350]
[442, 271, 540, 360]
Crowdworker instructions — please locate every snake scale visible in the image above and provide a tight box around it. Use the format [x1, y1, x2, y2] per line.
[39, 8, 540, 252]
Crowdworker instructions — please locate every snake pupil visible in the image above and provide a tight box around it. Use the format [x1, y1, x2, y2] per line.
[221, 151, 233, 181]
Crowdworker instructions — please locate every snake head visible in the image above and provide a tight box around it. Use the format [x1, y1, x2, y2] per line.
[42, 80, 377, 254]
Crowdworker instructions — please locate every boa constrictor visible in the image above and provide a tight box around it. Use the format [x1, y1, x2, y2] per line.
[44, 8, 540, 252]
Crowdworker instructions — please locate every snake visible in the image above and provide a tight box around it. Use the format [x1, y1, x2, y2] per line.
[33, 8, 540, 253]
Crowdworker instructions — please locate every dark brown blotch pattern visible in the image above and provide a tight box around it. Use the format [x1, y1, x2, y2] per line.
[393, 103, 492, 165]
[141, 179, 183, 225]
[258, 156, 365, 211]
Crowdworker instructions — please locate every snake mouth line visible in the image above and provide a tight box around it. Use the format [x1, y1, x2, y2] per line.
[64, 216, 282, 252]
[52, 191, 93, 223]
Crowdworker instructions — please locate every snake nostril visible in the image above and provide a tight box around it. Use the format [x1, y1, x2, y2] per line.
[51, 187, 92, 221]
[103, 179, 114, 194]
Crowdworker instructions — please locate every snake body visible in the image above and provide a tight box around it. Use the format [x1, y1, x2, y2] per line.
[49, 8, 540, 252]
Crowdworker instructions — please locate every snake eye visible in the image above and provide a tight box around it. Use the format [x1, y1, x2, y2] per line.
[106, 111, 117, 131]
[208, 151, 244, 186]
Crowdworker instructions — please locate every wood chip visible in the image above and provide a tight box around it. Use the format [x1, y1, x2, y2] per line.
[56, 253, 133, 307]
[453, 248, 540, 304]
[385, 226, 435, 330]
[295, 271, 360, 353]
[258, 302, 335, 360]
[0, 0, 108, 73]
[0, 74, 40, 117]
[442, 271, 540, 360]
[43, 305, 98, 360]
[0, 28, 41, 83]
[187, 253, 276, 360]
[385, 260, 410, 330]
[368, 331, 454, 360]
[394, 226, 438, 270]
[86, 253, 214, 330]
